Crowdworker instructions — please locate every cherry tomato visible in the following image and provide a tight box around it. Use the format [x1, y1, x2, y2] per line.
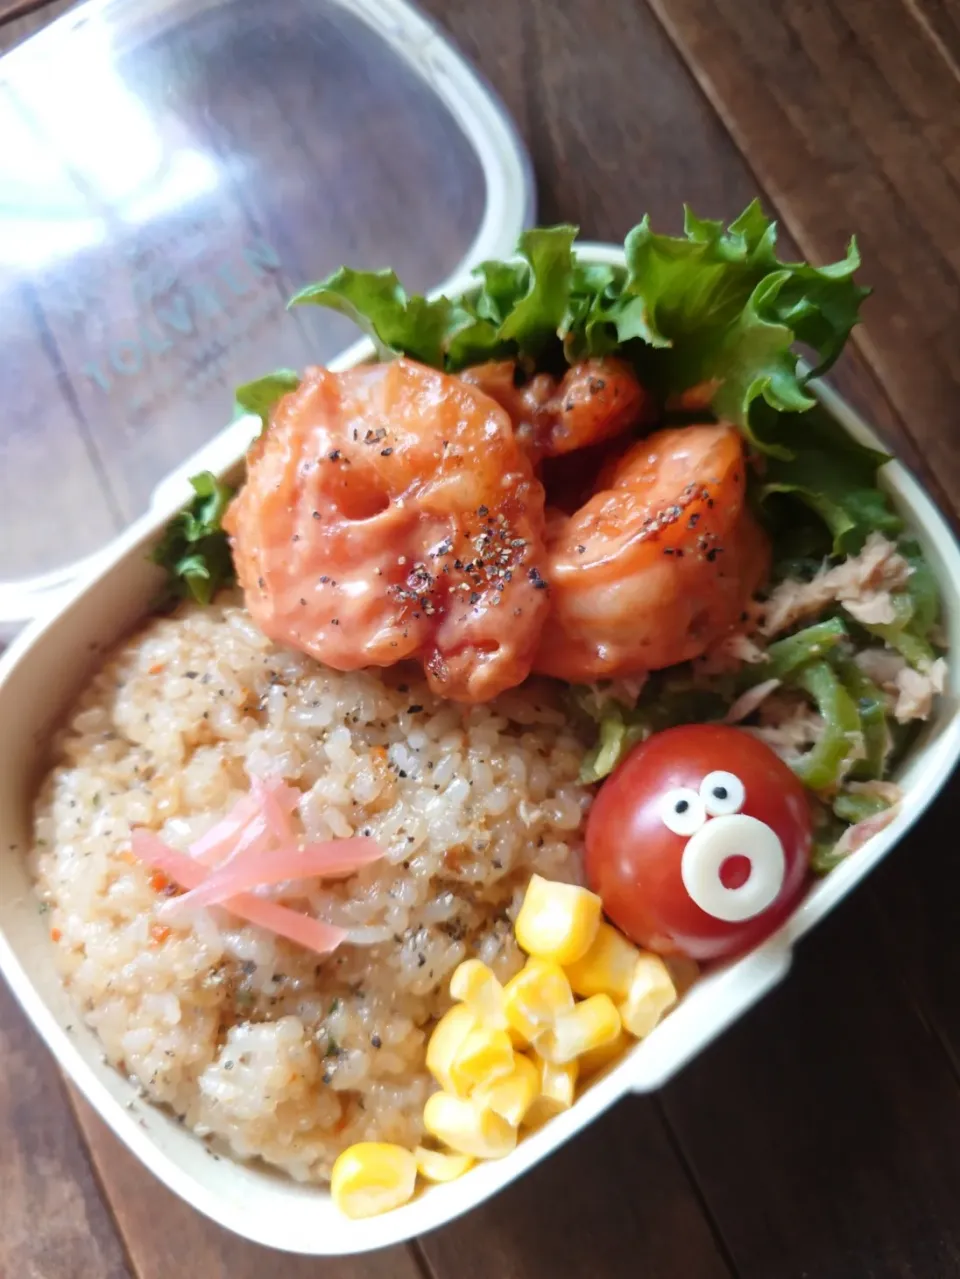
[584, 724, 812, 961]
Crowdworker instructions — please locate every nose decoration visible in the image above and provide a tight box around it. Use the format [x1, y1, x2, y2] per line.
[680, 814, 787, 923]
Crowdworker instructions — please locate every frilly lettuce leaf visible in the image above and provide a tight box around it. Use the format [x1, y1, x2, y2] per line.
[150, 472, 235, 605]
[234, 369, 301, 431]
[289, 269, 478, 367]
[603, 205, 867, 455]
[283, 202, 869, 456]
[755, 404, 901, 555]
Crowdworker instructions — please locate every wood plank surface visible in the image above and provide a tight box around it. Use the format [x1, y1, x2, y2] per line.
[3, 1, 960, 1278]
[419, 1100, 734, 1279]
[0, 981, 131, 1279]
[68, 1091, 424, 1279]
[663, 884, 960, 1279]
[869, 769, 960, 1079]
[0, 0, 72, 47]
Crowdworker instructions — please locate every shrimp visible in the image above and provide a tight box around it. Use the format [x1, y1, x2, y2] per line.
[533, 425, 771, 681]
[459, 356, 652, 462]
[225, 359, 550, 703]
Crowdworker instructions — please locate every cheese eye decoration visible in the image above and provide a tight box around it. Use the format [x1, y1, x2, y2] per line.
[659, 788, 707, 836]
[699, 771, 745, 817]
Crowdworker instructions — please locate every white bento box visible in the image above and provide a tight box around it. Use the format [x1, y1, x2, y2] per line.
[2, 245, 959, 1255]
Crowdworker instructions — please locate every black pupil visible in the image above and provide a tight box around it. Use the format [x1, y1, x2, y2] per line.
[713, 786, 728, 800]
[675, 799, 689, 813]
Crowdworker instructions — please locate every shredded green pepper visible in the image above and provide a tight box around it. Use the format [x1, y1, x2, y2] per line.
[763, 618, 849, 680]
[811, 838, 849, 876]
[579, 708, 645, 783]
[862, 593, 936, 668]
[808, 800, 848, 875]
[857, 541, 941, 668]
[834, 658, 889, 780]
[832, 790, 890, 825]
[789, 660, 862, 791]
[576, 678, 732, 783]
[898, 539, 940, 638]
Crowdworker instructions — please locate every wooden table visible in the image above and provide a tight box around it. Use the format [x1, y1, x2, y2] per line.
[3, 1, 960, 1275]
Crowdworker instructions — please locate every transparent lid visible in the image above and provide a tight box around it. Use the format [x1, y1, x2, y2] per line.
[0, 0, 533, 627]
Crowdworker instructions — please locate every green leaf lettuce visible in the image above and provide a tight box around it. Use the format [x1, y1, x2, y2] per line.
[150, 472, 235, 605]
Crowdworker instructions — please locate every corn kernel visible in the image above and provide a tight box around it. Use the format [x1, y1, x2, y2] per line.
[502, 958, 575, 1047]
[414, 1146, 474, 1183]
[330, 1142, 417, 1219]
[423, 1092, 518, 1160]
[619, 953, 678, 1039]
[473, 1052, 539, 1127]
[565, 922, 640, 1000]
[524, 1056, 579, 1128]
[450, 1025, 515, 1095]
[515, 874, 602, 965]
[539, 1055, 578, 1109]
[578, 1030, 630, 1080]
[449, 959, 508, 1030]
[536, 993, 621, 1064]
[426, 1004, 480, 1095]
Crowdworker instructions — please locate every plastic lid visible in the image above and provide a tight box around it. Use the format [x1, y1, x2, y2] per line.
[0, 0, 533, 629]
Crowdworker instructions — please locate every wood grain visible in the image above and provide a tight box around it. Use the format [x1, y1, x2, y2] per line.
[68, 1090, 424, 1279]
[869, 768, 960, 1080]
[907, 0, 960, 71]
[0, 0, 73, 50]
[645, 0, 960, 520]
[419, 1098, 733, 1279]
[663, 884, 960, 1278]
[0, 981, 131, 1279]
